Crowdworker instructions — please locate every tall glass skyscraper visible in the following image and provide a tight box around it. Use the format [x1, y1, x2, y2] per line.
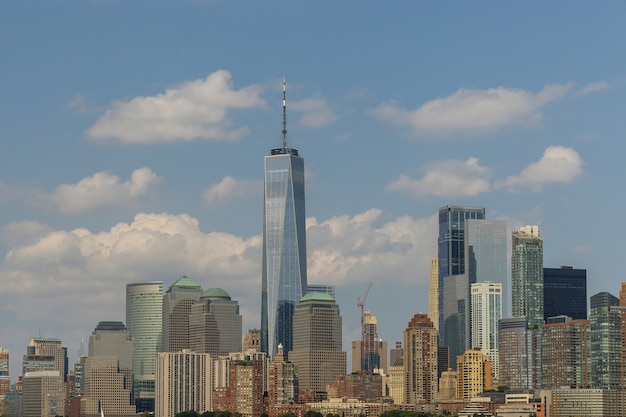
[261, 81, 307, 358]
[511, 226, 544, 328]
[438, 205, 485, 368]
[126, 281, 163, 412]
[543, 266, 587, 322]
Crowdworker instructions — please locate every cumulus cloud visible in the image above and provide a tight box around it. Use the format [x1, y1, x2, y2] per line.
[577, 81, 609, 95]
[203, 176, 262, 207]
[496, 146, 584, 191]
[369, 83, 572, 137]
[50, 167, 161, 213]
[0, 209, 436, 366]
[290, 96, 336, 127]
[86, 70, 265, 144]
[386, 158, 491, 198]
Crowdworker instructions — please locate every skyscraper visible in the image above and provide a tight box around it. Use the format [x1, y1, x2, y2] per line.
[428, 258, 439, 331]
[262, 81, 307, 358]
[24, 338, 67, 382]
[288, 292, 346, 395]
[543, 266, 587, 322]
[541, 317, 590, 389]
[589, 292, 621, 389]
[0, 348, 8, 416]
[511, 225, 544, 328]
[161, 276, 202, 352]
[471, 282, 502, 381]
[438, 205, 485, 367]
[403, 314, 438, 404]
[455, 348, 492, 401]
[126, 281, 163, 412]
[189, 288, 242, 356]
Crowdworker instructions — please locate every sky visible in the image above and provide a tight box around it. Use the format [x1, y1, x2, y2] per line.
[1, 1, 625, 379]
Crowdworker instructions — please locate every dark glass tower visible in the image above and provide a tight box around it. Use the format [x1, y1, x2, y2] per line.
[261, 80, 307, 359]
[438, 205, 485, 368]
[543, 266, 587, 322]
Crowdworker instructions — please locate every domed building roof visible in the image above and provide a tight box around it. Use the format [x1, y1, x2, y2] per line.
[300, 292, 335, 302]
[201, 287, 231, 300]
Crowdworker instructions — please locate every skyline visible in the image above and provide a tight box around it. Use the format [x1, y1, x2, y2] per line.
[1, 1, 625, 379]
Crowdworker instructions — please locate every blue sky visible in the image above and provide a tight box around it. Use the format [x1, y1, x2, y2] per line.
[1, 1, 625, 378]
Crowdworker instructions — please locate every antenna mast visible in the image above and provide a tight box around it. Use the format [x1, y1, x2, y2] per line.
[281, 78, 287, 149]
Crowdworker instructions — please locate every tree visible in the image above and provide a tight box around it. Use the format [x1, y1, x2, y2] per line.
[304, 411, 323, 417]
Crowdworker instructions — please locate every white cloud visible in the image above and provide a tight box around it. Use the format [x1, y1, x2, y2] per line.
[369, 83, 572, 137]
[496, 146, 584, 191]
[67, 93, 103, 114]
[86, 70, 265, 144]
[577, 81, 609, 95]
[203, 176, 262, 207]
[51, 167, 161, 213]
[0, 209, 436, 365]
[291, 96, 336, 127]
[386, 158, 491, 197]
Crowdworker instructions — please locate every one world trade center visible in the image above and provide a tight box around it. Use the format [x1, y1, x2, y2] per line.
[261, 80, 307, 359]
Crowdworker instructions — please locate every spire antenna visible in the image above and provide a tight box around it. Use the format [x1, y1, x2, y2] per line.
[282, 78, 287, 149]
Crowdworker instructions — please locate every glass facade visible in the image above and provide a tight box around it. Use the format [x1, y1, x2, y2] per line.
[589, 292, 621, 389]
[543, 266, 587, 322]
[511, 226, 544, 328]
[438, 205, 485, 368]
[126, 281, 163, 412]
[261, 148, 307, 358]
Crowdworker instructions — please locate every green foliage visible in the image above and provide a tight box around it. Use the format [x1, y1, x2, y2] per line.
[304, 411, 323, 417]
[175, 411, 201, 417]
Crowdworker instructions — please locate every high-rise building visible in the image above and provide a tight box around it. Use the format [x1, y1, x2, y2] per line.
[498, 317, 538, 390]
[541, 317, 590, 389]
[81, 321, 136, 417]
[189, 288, 242, 356]
[161, 276, 202, 352]
[126, 281, 163, 412]
[511, 226, 544, 328]
[438, 205, 485, 368]
[213, 356, 265, 417]
[387, 358, 405, 404]
[24, 338, 67, 382]
[261, 81, 307, 359]
[268, 344, 298, 407]
[289, 292, 346, 395]
[0, 347, 9, 416]
[243, 329, 261, 352]
[471, 282, 502, 381]
[543, 266, 587, 322]
[456, 348, 492, 401]
[428, 258, 439, 331]
[351, 310, 386, 373]
[306, 284, 335, 299]
[156, 350, 212, 417]
[589, 292, 621, 389]
[21, 370, 64, 417]
[466, 219, 507, 312]
[403, 314, 438, 404]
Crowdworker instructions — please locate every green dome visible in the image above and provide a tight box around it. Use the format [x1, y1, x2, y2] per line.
[300, 292, 335, 302]
[170, 275, 201, 289]
[201, 288, 231, 300]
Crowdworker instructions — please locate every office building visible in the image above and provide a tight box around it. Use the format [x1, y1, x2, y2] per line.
[126, 281, 163, 412]
[189, 288, 242, 356]
[545, 388, 622, 417]
[306, 284, 335, 299]
[498, 317, 538, 390]
[466, 219, 507, 311]
[22, 370, 64, 417]
[0, 347, 9, 416]
[81, 356, 136, 417]
[212, 355, 265, 417]
[511, 226, 544, 327]
[390, 341, 403, 368]
[268, 344, 298, 406]
[403, 314, 438, 404]
[471, 282, 502, 381]
[456, 348, 492, 401]
[439, 368, 458, 400]
[429, 258, 439, 331]
[542, 318, 590, 389]
[156, 350, 212, 417]
[24, 338, 67, 382]
[262, 81, 307, 358]
[438, 205, 485, 368]
[589, 292, 621, 389]
[326, 372, 383, 401]
[161, 276, 202, 352]
[289, 292, 346, 395]
[387, 358, 405, 404]
[543, 266, 587, 322]
[243, 329, 261, 352]
[88, 321, 133, 371]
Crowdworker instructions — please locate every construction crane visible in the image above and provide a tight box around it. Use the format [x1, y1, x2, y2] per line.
[357, 282, 372, 372]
